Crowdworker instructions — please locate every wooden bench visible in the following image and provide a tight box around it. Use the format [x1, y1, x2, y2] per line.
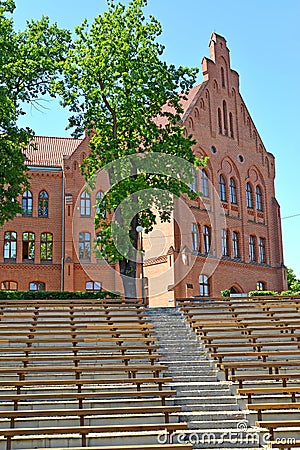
[229, 373, 300, 388]
[238, 386, 300, 403]
[30, 445, 194, 450]
[255, 420, 300, 439]
[205, 340, 300, 351]
[247, 402, 300, 421]
[0, 422, 189, 450]
[0, 336, 157, 346]
[269, 440, 300, 449]
[202, 332, 300, 344]
[0, 328, 155, 338]
[0, 376, 173, 394]
[0, 389, 177, 410]
[221, 359, 300, 379]
[211, 349, 300, 364]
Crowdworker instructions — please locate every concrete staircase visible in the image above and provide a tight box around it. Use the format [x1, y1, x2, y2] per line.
[146, 307, 260, 449]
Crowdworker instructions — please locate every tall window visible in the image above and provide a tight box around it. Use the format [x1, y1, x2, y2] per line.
[38, 190, 49, 217]
[229, 178, 237, 204]
[189, 169, 197, 192]
[22, 232, 35, 261]
[259, 237, 266, 263]
[222, 229, 228, 256]
[86, 281, 102, 291]
[221, 67, 225, 88]
[256, 185, 263, 211]
[79, 232, 91, 261]
[40, 232, 53, 261]
[96, 191, 106, 218]
[1, 281, 17, 290]
[80, 191, 91, 217]
[218, 108, 222, 134]
[199, 274, 209, 297]
[29, 281, 45, 291]
[229, 112, 234, 138]
[232, 231, 239, 258]
[246, 182, 253, 208]
[256, 281, 265, 291]
[201, 170, 209, 198]
[249, 235, 256, 261]
[4, 231, 17, 260]
[22, 190, 33, 216]
[218, 175, 227, 202]
[203, 225, 211, 254]
[223, 100, 228, 135]
[191, 223, 199, 252]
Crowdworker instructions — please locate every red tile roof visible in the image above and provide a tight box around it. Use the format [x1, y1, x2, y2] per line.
[24, 136, 83, 167]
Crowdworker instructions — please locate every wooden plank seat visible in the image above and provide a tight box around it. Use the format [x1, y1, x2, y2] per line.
[0, 389, 177, 410]
[203, 335, 300, 346]
[247, 402, 300, 421]
[187, 317, 300, 327]
[269, 439, 300, 449]
[0, 336, 157, 345]
[30, 445, 194, 450]
[0, 405, 183, 428]
[229, 373, 300, 388]
[255, 420, 300, 439]
[0, 352, 162, 367]
[221, 359, 300, 379]
[0, 328, 155, 338]
[0, 323, 154, 330]
[238, 386, 300, 403]
[0, 422, 189, 450]
[192, 324, 300, 337]
[0, 363, 168, 380]
[182, 310, 300, 320]
[0, 376, 173, 394]
[211, 349, 300, 364]
[180, 302, 300, 313]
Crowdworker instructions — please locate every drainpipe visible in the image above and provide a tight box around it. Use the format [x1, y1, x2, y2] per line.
[61, 172, 65, 291]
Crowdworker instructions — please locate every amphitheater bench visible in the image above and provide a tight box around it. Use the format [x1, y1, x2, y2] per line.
[205, 341, 300, 352]
[238, 386, 300, 403]
[0, 336, 157, 345]
[211, 349, 300, 364]
[255, 420, 300, 439]
[0, 405, 183, 428]
[220, 360, 300, 379]
[247, 402, 300, 421]
[269, 440, 300, 449]
[0, 376, 173, 394]
[0, 422, 189, 450]
[229, 373, 300, 389]
[201, 332, 300, 344]
[0, 389, 177, 410]
[29, 445, 193, 450]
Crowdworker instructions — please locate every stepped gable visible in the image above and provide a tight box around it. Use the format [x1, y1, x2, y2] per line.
[24, 135, 83, 167]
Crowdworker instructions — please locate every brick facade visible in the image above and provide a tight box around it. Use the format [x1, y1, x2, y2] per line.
[0, 33, 287, 303]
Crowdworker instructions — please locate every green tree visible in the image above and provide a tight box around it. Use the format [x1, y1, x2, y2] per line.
[0, 0, 71, 225]
[57, 0, 207, 298]
[286, 267, 300, 292]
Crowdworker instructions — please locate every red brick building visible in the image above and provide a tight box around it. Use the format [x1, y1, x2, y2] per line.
[0, 33, 286, 303]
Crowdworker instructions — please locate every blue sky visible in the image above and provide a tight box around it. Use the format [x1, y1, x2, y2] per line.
[13, 0, 300, 279]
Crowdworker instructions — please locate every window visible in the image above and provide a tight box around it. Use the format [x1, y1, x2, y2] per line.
[229, 112, 234, 138]
[86, 281, 102, 291]
[229, 178, 237, 204]
[218, 175, 227, 202]
[4, 231, 17, 260]
[22, 190, 33, 216]
[199, 274, 209, 297]
[29, 281, 45, 291]
[246, 182, 253, 208]
[96, 191, 106, 218]
[256, 185, 263, 211]
[40, 233, 53, 261]
[223, 100, 228, 136]
[79, 232, 91, 261]
[201, 170, 209, 198]
[38, 191, 49, 217]
[222, 229, 228, 256]
[191, 223, 199, 252]
[189, 169, 197, 192]
[221, 67, 225, 88]
[249, 235, 256, 261]
[203, 225, 211, 254]
[80, 191, 91, 217]
[22, 232, 35, 261]
[256, 281, 265, 291]
[218, 108, 222, 134]
[259, 237, 266, 263]
[232, 231, 239, 258]
[1, 281, 17, 290]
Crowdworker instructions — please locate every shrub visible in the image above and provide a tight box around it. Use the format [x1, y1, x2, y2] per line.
[0, 290, 121, 300]
[248, 290, 277, 297]
[221, 289, 231, 297]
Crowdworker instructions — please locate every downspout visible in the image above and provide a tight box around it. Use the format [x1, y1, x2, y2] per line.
[61, 172, 65, 291]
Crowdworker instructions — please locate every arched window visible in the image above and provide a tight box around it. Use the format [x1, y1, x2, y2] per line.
[22, 190, 33, 216]
[246, 182, 253, 208]
[218, 175, 227, 202]
[256, 185, 263, 211]
[38, 191, 49, 217]
[199, 274, 209, 297]
[22, 232, 35, 261]
[259, 237, 266, 263]
[232, 231, 239, 258]
[249, 235, 256, 261]
[189, 168, 197, 192]
[1, 281, 17, 290]
[222, 229, 228, 256]
[80, 191, 91, 217]
[203, 225, 211, 254]
[86, 281, 102, 291]
[223, 100, 228, 135]
[29, 281, 45, 291]
[4, 231, 17, 260]
[218, 108, 222, 134]
[191, 223, 199, 252]
[256, 281, 265, 291]
[229, 178, 237, 204]
[221, 67, 225, 88]
[79, 232, 91, 261]
[229, 112, 234, 138]
[96, 191, 106, 218]
[201, 170, 209, 198]
[40, 232, 53, 261]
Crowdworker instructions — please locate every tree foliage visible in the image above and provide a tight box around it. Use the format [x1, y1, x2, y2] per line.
[0, 0, 71, 225]
[56, 0, 207, 297]
[286, 267, 300, 293]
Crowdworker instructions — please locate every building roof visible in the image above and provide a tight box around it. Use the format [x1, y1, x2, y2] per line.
[24, 136, 83, 167]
